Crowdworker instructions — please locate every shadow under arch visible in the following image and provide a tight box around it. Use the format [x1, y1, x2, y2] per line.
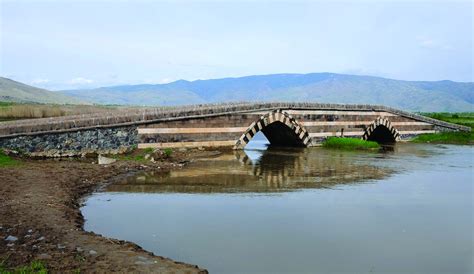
[362, 117, 400, 143]
[234, 109, 311, 149]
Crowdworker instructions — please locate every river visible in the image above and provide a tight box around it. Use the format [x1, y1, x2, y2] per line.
[82, 136, 473, 273]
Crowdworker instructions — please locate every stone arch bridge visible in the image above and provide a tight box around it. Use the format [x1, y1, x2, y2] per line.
[0, 102, 469, 156]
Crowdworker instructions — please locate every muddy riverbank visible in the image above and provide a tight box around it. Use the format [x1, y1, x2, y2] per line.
[0, 149, 217, 273]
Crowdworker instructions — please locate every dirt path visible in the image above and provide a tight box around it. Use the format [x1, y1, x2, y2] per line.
[0, 153, 213, 273]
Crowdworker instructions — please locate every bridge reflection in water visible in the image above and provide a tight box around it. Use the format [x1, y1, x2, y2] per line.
[106, 148, 394, 194]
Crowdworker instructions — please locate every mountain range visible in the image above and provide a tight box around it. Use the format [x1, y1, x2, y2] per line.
[1, 73, 473, 112]
[0, 77, 83, 105]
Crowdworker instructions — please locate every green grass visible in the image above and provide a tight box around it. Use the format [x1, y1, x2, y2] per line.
[0, 260, 47, 274]
[322, 137, 380, 150]
[413, 112, 474, 145]
[163, 148, 173, 157]
[114, 148, 153, 162]
[412, 131, 473, 145]
[113, 147, 173, 162]
[421, 112, 474, 129]
[0, 102, 15, 108]
[115, 154, 147, 162]
[0, 150, 20, 167]
[143, 147, 154, 154]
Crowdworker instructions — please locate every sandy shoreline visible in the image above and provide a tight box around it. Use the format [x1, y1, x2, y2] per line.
[0, 150, 216, 273]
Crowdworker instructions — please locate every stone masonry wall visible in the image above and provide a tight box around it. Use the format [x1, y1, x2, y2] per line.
[0, 126, 138, 157]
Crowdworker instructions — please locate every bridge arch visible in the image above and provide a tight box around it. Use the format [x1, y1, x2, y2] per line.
[362, 117, 400, 143]
[234, 110, 311, 149]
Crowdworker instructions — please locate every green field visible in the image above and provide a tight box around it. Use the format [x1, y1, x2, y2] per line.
[0, 102, 15, 107]
[422, 112, 474, 129]
[413, 113, 474, 145]
[322, 137, 380, 151]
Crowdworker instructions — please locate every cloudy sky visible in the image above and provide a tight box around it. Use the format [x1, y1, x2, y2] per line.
[1, 0, 472, 90]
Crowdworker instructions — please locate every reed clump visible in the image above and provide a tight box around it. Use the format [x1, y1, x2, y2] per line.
[322, 137, 380, 150]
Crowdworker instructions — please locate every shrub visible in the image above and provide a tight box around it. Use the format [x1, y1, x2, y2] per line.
[143, 147, 154, 154]
[0, 260, 47, 274]
[163, 148, 173, 157]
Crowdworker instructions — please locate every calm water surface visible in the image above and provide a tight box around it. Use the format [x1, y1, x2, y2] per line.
[82, 138, 473, 273]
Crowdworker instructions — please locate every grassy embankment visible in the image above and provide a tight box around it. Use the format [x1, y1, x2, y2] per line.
[0, 150, 20, 167]
[322, 137, 380, 151]
[412, 113, 474, 145]
[0, 260, 47, 274]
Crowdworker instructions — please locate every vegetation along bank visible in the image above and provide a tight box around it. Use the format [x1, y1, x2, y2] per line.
[322, 137, 380, 151]
[412, 113, 473, 145]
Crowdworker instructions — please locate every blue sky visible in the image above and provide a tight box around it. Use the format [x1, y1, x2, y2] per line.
[1, 0, 472, 90]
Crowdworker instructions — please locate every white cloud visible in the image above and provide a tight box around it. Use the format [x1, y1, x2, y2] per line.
[416, 36, 453, 50]
[419, 38, 434, 48]
[159, 78, 174, 84]
[31, 78, 50, 84]
[68, 77, 94, 84]
[139, 78, 175, 84]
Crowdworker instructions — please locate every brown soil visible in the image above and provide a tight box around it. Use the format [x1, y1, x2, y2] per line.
[0, 150, 220, 273]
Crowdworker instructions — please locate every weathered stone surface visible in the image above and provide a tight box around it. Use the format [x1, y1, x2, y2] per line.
[0, 126, 137, 157]
[98, 155, 116, 165]
[5, 235, 18, 242]
[37, 253, 52, 260]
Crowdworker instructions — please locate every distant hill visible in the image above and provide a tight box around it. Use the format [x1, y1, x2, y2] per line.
[60, 73, 474, 112]
[0, 77, 85, 104]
